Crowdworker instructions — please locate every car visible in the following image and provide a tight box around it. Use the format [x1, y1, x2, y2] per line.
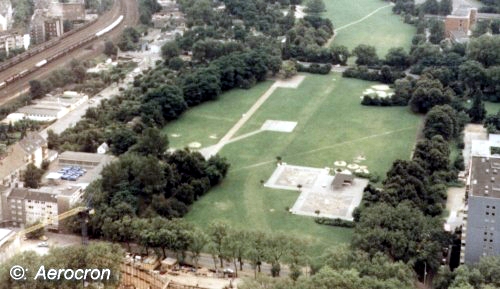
[37, 242, 48, 247]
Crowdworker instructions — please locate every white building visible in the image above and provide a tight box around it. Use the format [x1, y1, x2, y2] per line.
[3, 91, 88, 123]
[0, 0, 13, 31]
[97, 143, 109, 154]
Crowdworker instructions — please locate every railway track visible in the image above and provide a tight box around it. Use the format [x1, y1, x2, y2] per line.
[0, 0, 138, 106]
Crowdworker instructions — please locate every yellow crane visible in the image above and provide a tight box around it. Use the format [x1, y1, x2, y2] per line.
[17, 206, 94, 238]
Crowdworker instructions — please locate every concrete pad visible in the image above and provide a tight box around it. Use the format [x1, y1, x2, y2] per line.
[265, 164, 367, 220]
[261, 120, 298, 133]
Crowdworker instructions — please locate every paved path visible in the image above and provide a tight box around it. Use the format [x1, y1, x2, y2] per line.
[446, 187, 466, 231]
[200, 76, 305, 158]
[200, 84, 278, 158]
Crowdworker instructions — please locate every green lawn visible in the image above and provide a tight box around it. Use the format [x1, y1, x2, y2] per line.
[162, 81, 274, 149]
[171, 73, 422, 256]
[324, 0, 416, 56]
[485, 101, 500, 115]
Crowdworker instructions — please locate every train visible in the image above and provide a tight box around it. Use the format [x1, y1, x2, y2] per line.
[0, 15, 123, 90]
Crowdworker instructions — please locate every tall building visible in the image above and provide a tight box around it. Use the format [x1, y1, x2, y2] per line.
[30, 9, 63, 44]
[444, 6, 477, 43]
[462, 155, 500, 264]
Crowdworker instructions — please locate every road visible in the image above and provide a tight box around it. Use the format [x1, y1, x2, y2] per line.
[0, 0, 139, 106]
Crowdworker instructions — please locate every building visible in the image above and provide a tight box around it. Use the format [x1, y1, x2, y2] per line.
[0, 31, 26, 53]
[444, 6, 477, 43]
[0, 0, 13, 31]
[331, 170, 354, 189]
[0, 151, 114, 228]
[0, 132, 48, 187]
[462, 155, 500, 264]
[30, 9, 63, 45]
[152, 11, 186, 29]
[97, 143, 109, 154]
[49, 1, 85, 22]
[3, 91, 88, 123]
[0, 227, 18, 261]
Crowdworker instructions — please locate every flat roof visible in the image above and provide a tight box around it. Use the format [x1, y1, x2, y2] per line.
[470, 156, 500, 199]
[58, 151, 110, 164]
[0, 228, 15, 247]
[453, 6, 473, 17]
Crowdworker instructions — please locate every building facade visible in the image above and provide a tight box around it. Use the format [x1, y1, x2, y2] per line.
[0, 132, 48, 187]
[30, 9, 63, 45]
[462, 155, 500, 264]
[0, 0, 13, 31]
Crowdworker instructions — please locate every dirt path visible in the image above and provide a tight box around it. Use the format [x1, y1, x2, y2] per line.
[326, 3, 395, 47]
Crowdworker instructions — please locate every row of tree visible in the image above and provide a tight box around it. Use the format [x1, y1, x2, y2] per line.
[0, 243, 123, 289]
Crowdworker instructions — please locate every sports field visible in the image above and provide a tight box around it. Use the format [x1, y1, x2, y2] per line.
[165, 73, 421, 256]
[325, 0, 416, 56]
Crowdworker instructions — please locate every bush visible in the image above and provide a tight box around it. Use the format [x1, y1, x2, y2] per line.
[297, 63, 331, 74]
[314, 217, 355, 228]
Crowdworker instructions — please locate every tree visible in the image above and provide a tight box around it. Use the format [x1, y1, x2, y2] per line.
[409, 86, 452, 113]
[29, 80, 45, 99]
[189, 228, 208, 270]
[117, 27, 141, 51]
[439, 0, 453, 15]
[131, 128, 169, 159]
[248, 231, 268, 277]
[429, 20, 445, 44]
[161, 41, 180, 61]
[422, 0, 439, 14]
[22, 163, 44, 188]
[385, 47, 410, 68]
[353, 202, 444, 273]
[467, 35, 500, 67]
[353, 44, 379, 66]
[182, 67, 222, 106]
[331, 45, 350, 65]
[224, 230, 249, 277]
[108, 127, 138, 155]
[459, 60, 487, 92]
[423, 105, 461, 140]
[305, 0, 326, 14]
[282, 60, 297, 78]
[208, 221, 230, 269]
[468, 90, 487, 123]
[104, 40, 118, 57]
[141, 84, 187, 126]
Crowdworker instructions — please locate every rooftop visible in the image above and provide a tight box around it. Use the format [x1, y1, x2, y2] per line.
[0, 228, 14, 248]
[8, 188, 58, 203]
[470, 156, 500, 199]
[452, 6, 474, 17]
[58, 151, 111, 165]
[18, 132, 47, 154]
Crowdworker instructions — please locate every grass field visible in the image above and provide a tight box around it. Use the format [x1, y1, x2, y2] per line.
[162, 81, 274, 149]
[166, 73, 422, 256]
[324, 0, 416, 56]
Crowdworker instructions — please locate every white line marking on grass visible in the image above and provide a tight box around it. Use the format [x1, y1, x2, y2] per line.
[326, 3, 394, 46]
[226, 130, 263, 144]
[231, 126, 416, 172]
[335, 3, 394, 32]
[195, 114, 236, 122]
